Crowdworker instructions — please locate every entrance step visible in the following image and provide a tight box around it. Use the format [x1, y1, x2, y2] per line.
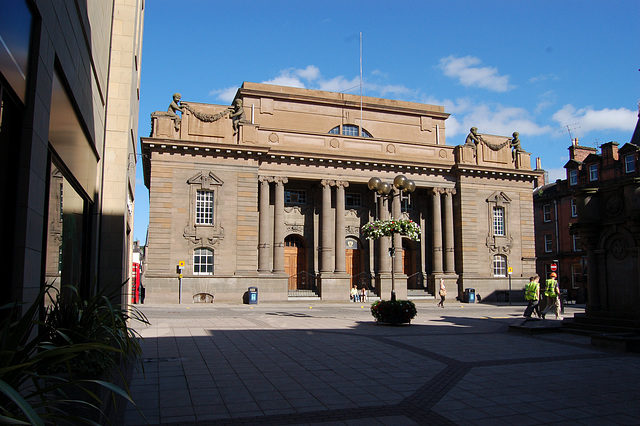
[407, 289, 434, 299]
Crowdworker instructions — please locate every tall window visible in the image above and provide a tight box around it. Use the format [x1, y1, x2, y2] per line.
[569, 169, 578, 186]
[544, 234, 553, 253]
[493, 207, 505, 236]
[345, 192, 361, 208]
[196, 190, 214, 224]
[625, 154, 635, 173]
[493, 255, 507, 277]
[543, 204, 551, 222]
[573, 234, 581, 252]
[285, 189, 307, 204]
[589, 164, 598, 181]
[571, 198, 577, 217]
[193, 248, 213, 275]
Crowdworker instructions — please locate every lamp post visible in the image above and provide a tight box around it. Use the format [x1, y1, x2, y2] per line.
[368, 175, 416, 301]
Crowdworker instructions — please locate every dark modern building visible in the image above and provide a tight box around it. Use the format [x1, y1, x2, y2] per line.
[1, 1, 144, 309]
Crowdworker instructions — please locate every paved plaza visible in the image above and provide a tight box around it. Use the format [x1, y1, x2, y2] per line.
[120, 301, 640, 425]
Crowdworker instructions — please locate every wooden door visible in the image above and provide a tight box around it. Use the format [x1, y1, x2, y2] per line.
[285, 236, 305, 290]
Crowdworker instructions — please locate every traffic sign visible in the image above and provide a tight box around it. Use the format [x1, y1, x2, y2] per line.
[550, 263, 557, 272]
[508, 267, 513, 275]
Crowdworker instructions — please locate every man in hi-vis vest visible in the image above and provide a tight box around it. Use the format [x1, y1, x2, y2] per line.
[541, 272, 562, 320]
[523, 275, 541, 318]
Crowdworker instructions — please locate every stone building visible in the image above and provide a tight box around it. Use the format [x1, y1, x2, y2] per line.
[1, 1, 144, 307]
[141, 82, 542, 303]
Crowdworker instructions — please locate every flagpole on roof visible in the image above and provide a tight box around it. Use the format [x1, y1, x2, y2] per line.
[360, 32, 363, 137]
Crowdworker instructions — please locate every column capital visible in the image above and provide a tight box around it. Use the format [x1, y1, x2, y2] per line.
[335, 180, 350, 188]
[321, 179, 336, 187]
[274, 176, 289, 185]
[258, 175, 272, 183]
[444, 188, 457, 196]
[429, 187, 444, 196]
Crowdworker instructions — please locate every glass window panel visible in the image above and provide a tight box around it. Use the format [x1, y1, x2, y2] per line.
[493, 255, 507, 277]
[196, 190, 214, 224]
[193, 248, 213, 275]
[493, 207, 505, 236]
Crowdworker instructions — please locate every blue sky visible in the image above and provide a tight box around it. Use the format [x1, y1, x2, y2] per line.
[134, 0, 639, 243]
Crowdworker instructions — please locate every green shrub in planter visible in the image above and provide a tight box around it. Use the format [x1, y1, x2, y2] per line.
[0, 283, 149, 424]
[370, 300, 417, 324]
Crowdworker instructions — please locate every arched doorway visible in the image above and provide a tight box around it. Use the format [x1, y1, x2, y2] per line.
[345, 237, 363, 287]
[285, 235, 307, 290]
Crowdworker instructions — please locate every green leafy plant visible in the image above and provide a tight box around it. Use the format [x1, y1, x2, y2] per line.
[361, 218, 421, 241]
[370, 299, 417, 324]
[0, 283, 149, 424]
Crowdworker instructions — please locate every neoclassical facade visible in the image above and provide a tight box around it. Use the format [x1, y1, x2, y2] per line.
[141, 82, 542, 303]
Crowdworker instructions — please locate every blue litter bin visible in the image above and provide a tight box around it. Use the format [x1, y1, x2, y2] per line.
[248, 287, 258, 304]
[465, 288, 476, 303]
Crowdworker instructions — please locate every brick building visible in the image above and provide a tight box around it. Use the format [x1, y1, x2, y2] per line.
[533, 114, 640, 304]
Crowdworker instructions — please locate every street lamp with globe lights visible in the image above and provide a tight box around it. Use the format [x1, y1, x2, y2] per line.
[367, 175, 416, 301]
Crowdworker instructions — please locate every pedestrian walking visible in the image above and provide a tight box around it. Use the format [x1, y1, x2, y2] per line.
[437, 278, 446, 308]
[523, 275, 541, 318]
[541, 272, 562, 320]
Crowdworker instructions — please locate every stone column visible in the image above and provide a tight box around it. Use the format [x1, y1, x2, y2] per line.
[431, 188, 443, 273]
[272, 177, 288, 273]
[443, 188, 456, 273]
[334, 181, 348, 273]
[320, 180, 334, 273]
[392, 190, 403, 276]
[258, 176, 271, 272]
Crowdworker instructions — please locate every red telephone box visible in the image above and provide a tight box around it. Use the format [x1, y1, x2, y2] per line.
[131, 262, 141, 304]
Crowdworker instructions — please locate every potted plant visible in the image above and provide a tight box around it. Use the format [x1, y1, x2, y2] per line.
[370, 299, 417, 325]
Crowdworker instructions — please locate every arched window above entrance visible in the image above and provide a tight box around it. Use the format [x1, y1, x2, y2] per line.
[285, 235, 305, 248]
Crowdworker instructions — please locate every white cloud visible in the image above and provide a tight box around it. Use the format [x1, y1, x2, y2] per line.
[209, 86, 238, 104]
[552, 104, 637, 133]
[318, 75, 361, 93]
[295, 65, 320, 81]
[424, 96, 551, 139]
[439, 55, 514, 92]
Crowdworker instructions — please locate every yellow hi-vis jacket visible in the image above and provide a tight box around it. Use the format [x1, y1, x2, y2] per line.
[525, 281, 539, 301]
[544, 279, 558, 297]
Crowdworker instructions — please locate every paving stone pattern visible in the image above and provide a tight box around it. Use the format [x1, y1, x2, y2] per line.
[120, 304, 640, 425]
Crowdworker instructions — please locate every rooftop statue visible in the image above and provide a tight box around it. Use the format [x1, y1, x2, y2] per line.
[229, 99, 247, 135]
[464, 127, 484, 157]
[168, 93, 186, 131]
[509, 132, 525, 162]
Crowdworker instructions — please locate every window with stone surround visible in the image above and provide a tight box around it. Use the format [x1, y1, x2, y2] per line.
[589, 164, 598, 181]
[195, 190, 214, 225]
[193, 248, 213, 275]
[184, 171, 224, 246]
[493, 206, 505, 236]
[493, 255, 507, 277]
